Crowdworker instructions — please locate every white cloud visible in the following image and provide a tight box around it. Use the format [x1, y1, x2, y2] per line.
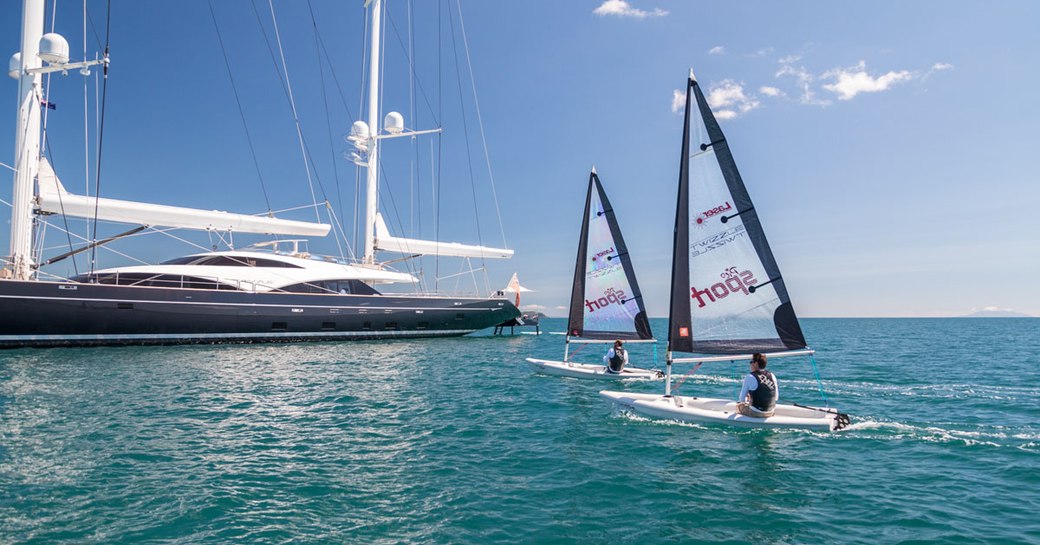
[709, 45, 725, 55]
[759, 86, 784, 98]
[769, 55, 953, 107]
[776, 58, 830, 106]
[521, 304, 547, 311]
[671, 89, 685, 113]
[593, 0, 668, 18]
[750, 47, 775, 58]
[821, 60, 913, 101]
[706, 80, 760, 119]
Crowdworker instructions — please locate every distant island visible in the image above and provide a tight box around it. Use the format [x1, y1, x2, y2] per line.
[521, 311, 549, 320]
[959, 310, 1034, 318]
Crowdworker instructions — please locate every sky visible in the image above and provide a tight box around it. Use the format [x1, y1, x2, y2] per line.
[2, 0, 1038, 318]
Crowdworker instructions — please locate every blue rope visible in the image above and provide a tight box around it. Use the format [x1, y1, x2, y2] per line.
[809, 353, 829, 406]
[652, 343, 658, 366]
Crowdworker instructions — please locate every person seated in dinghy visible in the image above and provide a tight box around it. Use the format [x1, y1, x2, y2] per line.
[603, 340, 629, 374]
[736, 353, 778, 417]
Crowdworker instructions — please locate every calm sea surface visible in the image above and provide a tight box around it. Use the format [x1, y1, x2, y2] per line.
[1, 318, 1038, 544]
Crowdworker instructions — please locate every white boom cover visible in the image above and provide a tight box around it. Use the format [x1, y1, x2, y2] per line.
[35, 159, 331, 236]
[374, 213, 513, 259]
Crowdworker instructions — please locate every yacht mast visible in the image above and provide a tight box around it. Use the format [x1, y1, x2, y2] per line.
[362, 0, 382, 265]
[9, 0, 45, 281]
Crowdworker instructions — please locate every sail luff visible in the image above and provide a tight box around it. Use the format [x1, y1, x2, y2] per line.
[566, 171, 595, 336]
[668, 78, 695, 354]
[689, 79, 807, 350]
[591, 173, 652, 340]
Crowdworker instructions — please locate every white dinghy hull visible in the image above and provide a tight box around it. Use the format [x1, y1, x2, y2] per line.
[599, 390, 848, 432]
[526, 358, 663, 381]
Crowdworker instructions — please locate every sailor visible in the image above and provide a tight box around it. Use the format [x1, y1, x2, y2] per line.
[604, 340, 628, 374]
[736, 353, 778, 417]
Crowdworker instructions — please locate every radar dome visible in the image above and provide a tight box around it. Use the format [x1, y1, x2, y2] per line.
[38, 33, 69, 64]
[384, 112, 404, 135]
[350, 120, 370, 140]
[8, 53, 21, 79]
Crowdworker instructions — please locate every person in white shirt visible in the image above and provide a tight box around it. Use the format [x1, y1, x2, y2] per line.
[603, 340, 628, 374]
[737, 353, 778, 417]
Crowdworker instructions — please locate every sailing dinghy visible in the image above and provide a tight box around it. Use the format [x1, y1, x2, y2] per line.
[525, 169, 662, 381]
[600, 71, 850, 430]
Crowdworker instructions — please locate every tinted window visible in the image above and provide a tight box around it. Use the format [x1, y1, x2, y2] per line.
[277, 279, 380, 295]
[192, 256, 302, 268]
[159, 256, 203, 265]
[71, 272, 239, 290]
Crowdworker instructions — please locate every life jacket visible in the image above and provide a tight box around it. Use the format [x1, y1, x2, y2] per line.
[607, 347, 626, 373]
[750, 369, 777, 412]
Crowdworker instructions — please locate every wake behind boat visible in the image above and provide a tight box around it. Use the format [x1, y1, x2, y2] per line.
[524, 168, 661, 381]
[600, 70, 849, 430]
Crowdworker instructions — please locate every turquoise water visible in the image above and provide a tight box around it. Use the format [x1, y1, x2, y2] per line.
[1, 318, 1038, 544]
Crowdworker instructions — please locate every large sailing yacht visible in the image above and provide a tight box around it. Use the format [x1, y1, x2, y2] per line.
[0, 0, 518, 347]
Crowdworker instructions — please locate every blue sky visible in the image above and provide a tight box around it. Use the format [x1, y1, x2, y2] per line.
[2, 0, 1038, 317]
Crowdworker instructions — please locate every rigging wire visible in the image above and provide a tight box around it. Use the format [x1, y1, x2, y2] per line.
[455, 0, 508, 251]
[383, 7, 441, 127]
[407, 0, 416, 240]
[83, 0, 90, 241]
[265, 0, 321, 223]
[435, 0, 443, 293]
[42, 131, 80, 277]
[306, 0, 351, 260]
[446, 1, 489, 293]
[88, 0, 112, 276]
[207, 0, 273, 213]
[249, 0, 350, 259]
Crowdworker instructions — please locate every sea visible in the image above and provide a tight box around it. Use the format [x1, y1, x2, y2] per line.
[1, 318, 1038, 544]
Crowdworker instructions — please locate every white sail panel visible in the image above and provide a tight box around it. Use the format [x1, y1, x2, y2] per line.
[35, 159, 331, 237]
[581, 186, 641, 336]
[687, 143, 781, 344]
[668, 75, 807, 354]
[374, 213, 513, 259]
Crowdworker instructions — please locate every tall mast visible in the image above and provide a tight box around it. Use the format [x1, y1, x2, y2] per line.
[9, 0, 45, 281]
[362, 0, 382, 265]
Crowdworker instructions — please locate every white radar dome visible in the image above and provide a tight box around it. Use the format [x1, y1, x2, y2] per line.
[350, 120, 370, 140]
[8, 52, 21, 79]
[384, 111, 404, 135]
[38, 33, 70, 64]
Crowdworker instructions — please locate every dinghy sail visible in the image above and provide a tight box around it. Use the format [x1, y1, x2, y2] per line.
[568, 169, 652, 341]
[526, 169, 660, 380]
[601, 70, 848, 429]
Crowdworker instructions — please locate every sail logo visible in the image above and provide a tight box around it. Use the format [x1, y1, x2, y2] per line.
[585, 287, 628, 313]
[694, 201, 732, 227]
[690, 267, 757, 308]
[591, 247, 615, 261]
[691, 225, 746, 257]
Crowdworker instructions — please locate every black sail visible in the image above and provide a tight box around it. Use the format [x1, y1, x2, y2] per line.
[568, 171, 652, 340]
[669, 74, 807, 354]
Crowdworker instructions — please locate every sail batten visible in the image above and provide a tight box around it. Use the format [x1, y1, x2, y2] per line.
[669, 74, 807, 355]
[568, 171, 652, 341]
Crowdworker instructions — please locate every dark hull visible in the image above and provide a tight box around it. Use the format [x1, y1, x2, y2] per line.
[0, 279, 520, 348]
